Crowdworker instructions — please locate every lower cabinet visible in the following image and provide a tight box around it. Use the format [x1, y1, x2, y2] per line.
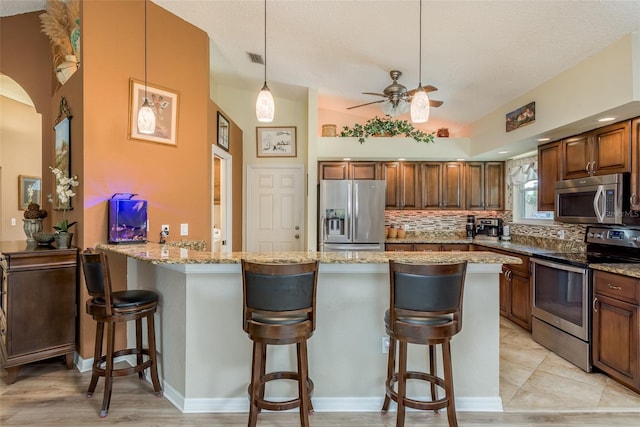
[592, 270, 640, 393]
[385, 243, 470, 252]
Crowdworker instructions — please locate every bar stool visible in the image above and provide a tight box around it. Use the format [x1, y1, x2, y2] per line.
[80, 250, 162, 418]
[381, 260, 467, 427]
[241, 259, 319, 427]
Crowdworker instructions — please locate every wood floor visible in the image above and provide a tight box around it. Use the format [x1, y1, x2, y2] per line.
[2, 318, 640, 426]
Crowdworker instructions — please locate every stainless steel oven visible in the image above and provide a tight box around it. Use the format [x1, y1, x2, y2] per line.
[531, 258, 592, 372]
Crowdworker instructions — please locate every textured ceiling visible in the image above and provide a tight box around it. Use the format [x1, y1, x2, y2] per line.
[3, 0, 640, 134]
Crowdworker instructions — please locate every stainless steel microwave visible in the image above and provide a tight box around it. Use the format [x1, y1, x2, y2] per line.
[555, 173, 628, 224]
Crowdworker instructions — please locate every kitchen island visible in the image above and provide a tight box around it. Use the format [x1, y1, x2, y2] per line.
[95, 243, 520, 414]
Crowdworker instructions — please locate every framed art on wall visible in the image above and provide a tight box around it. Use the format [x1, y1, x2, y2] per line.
[129, 78, 179, 145]
[18, 175, 41, 210]
[217, 112, 229, 151]
[256, 126, 297, 158]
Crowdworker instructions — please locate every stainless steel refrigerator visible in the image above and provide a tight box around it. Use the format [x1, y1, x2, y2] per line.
[319, 179, 386, 251]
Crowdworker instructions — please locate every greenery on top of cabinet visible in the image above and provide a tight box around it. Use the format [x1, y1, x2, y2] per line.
[339, 115, 435, 144]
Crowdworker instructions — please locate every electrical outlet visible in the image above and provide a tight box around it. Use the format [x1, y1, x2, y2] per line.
[382, 336, 390, 354]
[557, 229, 565, 239]
[180, 223, 188, 236]
[161, 224, 170, 235]
[10, 218, 16, 226]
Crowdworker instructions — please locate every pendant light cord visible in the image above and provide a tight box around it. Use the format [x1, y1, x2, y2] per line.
[144, 0, 148, 99]
[418, 0, 422, 87]
[264, 0, 267, 85]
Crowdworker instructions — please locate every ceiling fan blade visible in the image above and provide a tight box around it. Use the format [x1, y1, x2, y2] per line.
[347, 99, 386, 110]
[430, 99, 443, 107]
[405, 85, 438, 96]
[361, 92, 387, 97]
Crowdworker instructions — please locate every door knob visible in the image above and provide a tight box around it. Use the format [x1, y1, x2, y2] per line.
[295, 234, 300, 239]
[295, 226, 300, 230]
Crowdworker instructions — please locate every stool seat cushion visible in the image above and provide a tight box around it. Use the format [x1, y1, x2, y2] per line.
[384, 309, 452, 326]
[91, 290, 158, 309]
[252, 312, 308, 325]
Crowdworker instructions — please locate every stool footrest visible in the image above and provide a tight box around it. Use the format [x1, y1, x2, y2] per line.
[249, 370, 314, 412]
[93, 348, 153, 378]
[385, 370, 450, 411]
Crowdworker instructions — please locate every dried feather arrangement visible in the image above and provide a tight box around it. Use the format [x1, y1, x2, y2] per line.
[39, 0, 79, 66]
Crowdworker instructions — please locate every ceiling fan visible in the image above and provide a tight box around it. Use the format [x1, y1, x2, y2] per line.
[347, 70, 443, 112]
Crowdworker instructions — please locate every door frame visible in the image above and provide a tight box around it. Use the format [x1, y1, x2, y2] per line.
[212, 145, 232, 252]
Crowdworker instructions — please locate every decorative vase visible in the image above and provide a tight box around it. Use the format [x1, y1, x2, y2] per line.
[23, 219, 44, 242]
[54, 232, 73, 249]
[56, 55, 79, 85]
[70, 19, 81, 61]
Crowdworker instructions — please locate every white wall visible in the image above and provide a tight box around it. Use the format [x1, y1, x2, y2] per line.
[0, 96, 42, 241]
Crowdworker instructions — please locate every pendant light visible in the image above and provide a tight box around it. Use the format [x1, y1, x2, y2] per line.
[137, 0, 156, 134]
[410, 0, 430, 124]
[256, 0, 275, 122]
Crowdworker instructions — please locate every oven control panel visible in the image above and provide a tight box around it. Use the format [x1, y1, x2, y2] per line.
[586, 226, 640, 247]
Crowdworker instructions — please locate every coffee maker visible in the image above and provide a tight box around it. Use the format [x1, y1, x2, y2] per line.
[466, 215, 475, 239]
[474, 218, 502, 241]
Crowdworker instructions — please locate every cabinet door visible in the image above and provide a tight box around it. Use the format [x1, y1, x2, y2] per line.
[509, 270, 532, 331]
[350, 161, 380, 180]
[499, 266, 510, 317]
[538, 141, 562, 212]
[420, 162, 442, 209]
[632, 118, 640, 210]
[442, 162, 464, 209]
[592, 121, 630, 176]
[413, 244, 441, 252]
[399, 162, 420, 209]
[385, 243, 414, 251]
[484, 162, 504, 210]
[593, 294, 639, 388]
[383, 162, 400, 208]
[465, 162, 485, 210]
[562, 134, 591, 179]
[319, 162, 348, 181]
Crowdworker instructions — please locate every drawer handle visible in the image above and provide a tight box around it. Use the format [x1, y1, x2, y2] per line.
[607, 284, 622, 290]
[593, 297, 598, 313]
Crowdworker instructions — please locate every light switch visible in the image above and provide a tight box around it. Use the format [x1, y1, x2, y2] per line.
[180, 223, 188, 236]
[11, 218, 16, 226]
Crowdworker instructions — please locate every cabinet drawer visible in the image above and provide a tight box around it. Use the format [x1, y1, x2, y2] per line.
[413, 244, 441, 252]
[594, 270, 640, 304]
[441, 244, 469, 251]
[385, 244, 413, 251]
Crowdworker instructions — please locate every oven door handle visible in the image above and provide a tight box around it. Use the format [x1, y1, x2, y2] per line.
[593, 185, 605, 223]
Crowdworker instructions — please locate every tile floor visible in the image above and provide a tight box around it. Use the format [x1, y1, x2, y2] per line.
[500, 317, 640, 412]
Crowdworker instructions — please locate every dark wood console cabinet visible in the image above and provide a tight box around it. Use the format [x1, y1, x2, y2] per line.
[0, 242, 78, 384]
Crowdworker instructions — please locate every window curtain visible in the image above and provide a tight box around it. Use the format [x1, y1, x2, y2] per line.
[507, 156, 538, 186]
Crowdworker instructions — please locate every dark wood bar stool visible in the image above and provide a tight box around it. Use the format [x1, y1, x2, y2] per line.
[80, 250, 162, 418]
[241, 259, 319, 427]
[381, 260, 467, 427]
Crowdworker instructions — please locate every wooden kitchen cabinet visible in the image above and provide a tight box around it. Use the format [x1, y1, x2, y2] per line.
[562, 121, 630, 179]
[420, 161, 465, 209]
[383, 161, 420, 209]
[385, 243, 415, 251]
[465, 161, 504, 210]
[318, 161, 381, 181]
[385, 243, 469, 252]
[0, 242, 78, 384]
[537, 140, 563, 212]
[630, 118, 640, 210]
[592, 270, 640, 394]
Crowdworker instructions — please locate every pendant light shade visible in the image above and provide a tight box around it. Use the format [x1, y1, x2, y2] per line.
[411, 0, 430, 123]
[137, 0, 156, 134]
[256, 0, 274, 122]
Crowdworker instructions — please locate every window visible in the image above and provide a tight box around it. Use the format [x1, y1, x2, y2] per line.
[514, 179, 554, 222]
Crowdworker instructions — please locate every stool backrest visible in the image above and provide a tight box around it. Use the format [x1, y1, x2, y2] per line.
[242, 260, 319, 328]
[389, 261, 467, 319]
[80, 250, 114, 315]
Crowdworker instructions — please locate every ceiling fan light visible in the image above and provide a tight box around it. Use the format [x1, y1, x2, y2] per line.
[137, 99, 156, 134]
[410, 88, 430, 123]
[256, 82, 275, 122]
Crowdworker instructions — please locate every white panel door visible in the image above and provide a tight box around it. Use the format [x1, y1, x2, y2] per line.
[247, 164, 305, 252]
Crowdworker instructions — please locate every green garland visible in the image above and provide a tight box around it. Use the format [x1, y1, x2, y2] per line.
[339, 115, 435, 144]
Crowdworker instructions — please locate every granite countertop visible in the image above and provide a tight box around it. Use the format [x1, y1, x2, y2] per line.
[589, 263, 640, 279]
[95, 242, 521, 266]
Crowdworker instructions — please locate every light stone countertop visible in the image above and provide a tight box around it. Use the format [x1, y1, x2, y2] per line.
[590, 263, 640, 279]
[95, 242, 521, 266]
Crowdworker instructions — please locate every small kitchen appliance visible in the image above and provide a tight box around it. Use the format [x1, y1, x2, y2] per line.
[466, 215, 475, 239]
[474, 218, 502, 241]
[108, 193, 148, 243]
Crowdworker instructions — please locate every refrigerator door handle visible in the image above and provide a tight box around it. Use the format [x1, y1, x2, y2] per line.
[353, 182, 359, 240]
[347, 181, 353, 240]
[320, 215, 326, 245]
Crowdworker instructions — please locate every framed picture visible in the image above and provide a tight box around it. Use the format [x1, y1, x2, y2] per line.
[18, 175, 41, 210]
[256, 126, 297, 158]
[506, 101, 535, 132]
[129, 78, 179, 146]
[54, 116, 71, 184]
[217, 112, 230, 151]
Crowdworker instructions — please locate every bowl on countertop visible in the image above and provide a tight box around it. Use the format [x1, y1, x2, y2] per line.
[32, 232, 56, 246]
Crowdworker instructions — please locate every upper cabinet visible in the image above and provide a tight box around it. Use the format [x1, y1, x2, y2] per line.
[562, 121, 631, 180]
[419, 161, 465, 210]
[465, 162, 504, 210]
[318, 161, 381, 181]
[537, 141, 563, 212]
[383, 161, 420, 209]
[630, 118, 640, 210]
